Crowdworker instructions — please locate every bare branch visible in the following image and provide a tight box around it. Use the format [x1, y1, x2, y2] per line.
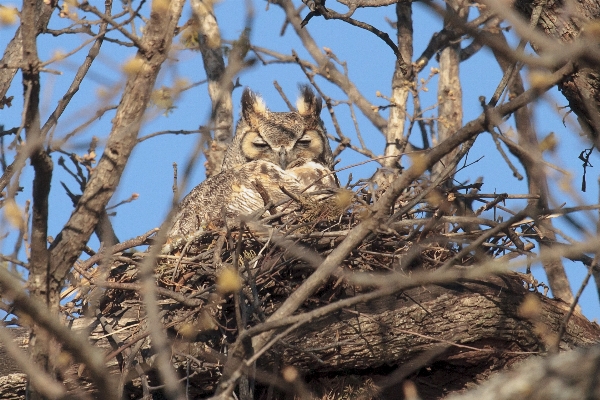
[0, 0, 54, 100]
[252, 60, 575, 351]
[79, 1, 147, 51]
[0, 326, 66, 399]
[300, 0, 408, 71]
[48, 0, 186, 284]
[430, 0, 467, 184]
[0, 267, 118, 398]
[191, 0, 234, 177]
[380, 1, 413, 177]
[42, 2, 109, 142]
[481, 18, 577, 305]
[274, 0, 389, 134]
[447, 345, 600, 400]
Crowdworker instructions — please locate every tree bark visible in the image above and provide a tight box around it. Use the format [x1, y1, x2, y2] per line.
[191, 0, 234, 178]
[431, 0, 467, 183]
[278, 273, 599, 399]
[47, 0, 185, 297]
[5, 0, 186, 397]
[381, 2, 413, 176]
[1, 272, 597, 399]
[0, 0, 55, 101]
[515, 0, 600, 139]
[20, 1, 54, 398]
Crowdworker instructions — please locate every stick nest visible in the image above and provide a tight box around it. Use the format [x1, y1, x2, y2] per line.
[63, 183, 537, 395]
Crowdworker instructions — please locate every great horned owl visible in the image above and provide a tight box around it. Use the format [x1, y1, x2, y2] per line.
[222, 85, 334, 172]
[167, 86, 338, 239]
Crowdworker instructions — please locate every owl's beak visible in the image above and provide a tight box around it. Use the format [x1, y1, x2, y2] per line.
[278, 147, 288, 169]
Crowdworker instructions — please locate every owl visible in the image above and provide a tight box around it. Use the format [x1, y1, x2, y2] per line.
[222, 85, 334, 171]
[167, 86, 338, 239]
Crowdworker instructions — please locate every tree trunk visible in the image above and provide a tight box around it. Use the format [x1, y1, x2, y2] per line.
[515, 0, 600, 139]
[191, 0, 234, 178]
[431, 0, 467, 183]
[381, 2, 412, 178]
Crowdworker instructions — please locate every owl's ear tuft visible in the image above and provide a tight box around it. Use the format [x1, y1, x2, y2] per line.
[241, 88, 268, 124]
[296, 84, 322, 117]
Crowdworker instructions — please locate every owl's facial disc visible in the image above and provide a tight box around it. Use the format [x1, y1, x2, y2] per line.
[240, 130, 280, 167]
[287, 129, 325, 164]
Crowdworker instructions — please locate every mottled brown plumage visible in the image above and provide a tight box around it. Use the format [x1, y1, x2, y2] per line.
[167, 86, 338, 239]
[222, 85, 334, 171]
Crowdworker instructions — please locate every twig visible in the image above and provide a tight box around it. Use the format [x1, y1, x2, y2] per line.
[272, 80, 295, 111]
[79, 1, 147, 51]
[78, 228, 157, 270]
[251, 59, 575, 352]
[487, 0, 547, 107]
[137, 129, 204, 143]
[301, 1, 407, 72]
[489, 129, 524, 180]
[555, 260, 594, 351]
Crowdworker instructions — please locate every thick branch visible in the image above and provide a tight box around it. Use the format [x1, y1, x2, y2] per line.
[0, 0, 54, 100]
[20, 2, 54, 397]
[431, 0, 466, 182]
[21, 0, 51, 289]
[252, 59, 575, 351]
[191, 0, 233, 177]
[0, 267, 118, 398]
[0, 327, 66, 399]
[448, 344, 600, 400]
[381, 2, 413, 174]
[48, 1, 186, 291]
[515, 0, 600, 138]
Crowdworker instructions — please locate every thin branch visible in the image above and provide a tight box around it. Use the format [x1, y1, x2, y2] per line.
[50, 105, 118, 151]
[79, 1, 147, 51]
[272, 80, 295, 111]
[415, 10, 495, 72]
[555, 260, 595, 351]
[273, 0, 389, 133]
[137, 129, 204, 143]
[251, 59, 575, 352]
[42, 3, 110, 143]
[301, 1, 408, 72]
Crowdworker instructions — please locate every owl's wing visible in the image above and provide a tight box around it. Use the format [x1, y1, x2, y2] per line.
[167, 161, 308, 239]
[167, 170, 236, 238]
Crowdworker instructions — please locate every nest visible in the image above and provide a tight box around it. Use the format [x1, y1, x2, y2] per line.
[63, 182, 541, 397]
[97, 188, 462, 317]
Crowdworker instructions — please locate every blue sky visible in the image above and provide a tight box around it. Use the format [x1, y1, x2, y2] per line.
[1, 0, 598, 321]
